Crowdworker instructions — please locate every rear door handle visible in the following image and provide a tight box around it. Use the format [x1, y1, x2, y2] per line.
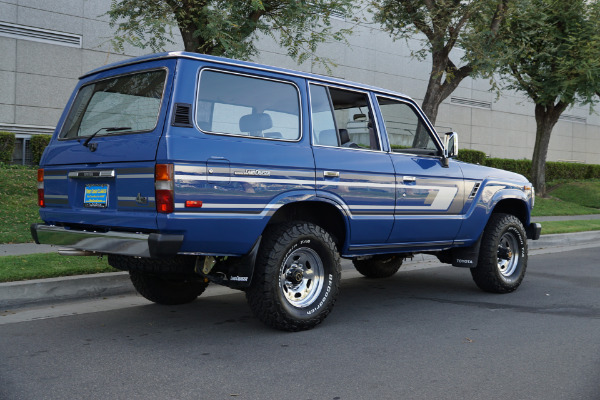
[323, 171, 340, 178]
[403, 176, 416, 183]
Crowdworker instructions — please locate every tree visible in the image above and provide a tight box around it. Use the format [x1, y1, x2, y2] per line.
[474, 0, 600, 195]
[106, 0, 355, 65]
[370, 0, 509, 137]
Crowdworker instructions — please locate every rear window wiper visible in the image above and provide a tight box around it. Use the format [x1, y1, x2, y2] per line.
[82, 126, 132, 148]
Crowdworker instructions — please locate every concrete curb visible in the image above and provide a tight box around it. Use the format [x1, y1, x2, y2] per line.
[0, 272, 134, 309]
[529, 230, 600, 250]
[1, 231, 599, 310]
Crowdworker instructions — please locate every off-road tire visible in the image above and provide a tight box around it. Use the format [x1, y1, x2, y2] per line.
[246, 222, 341, 332]
[471, 213, 528, 293]
[352, 255, 403, 278]
[129, 271, 208, 305]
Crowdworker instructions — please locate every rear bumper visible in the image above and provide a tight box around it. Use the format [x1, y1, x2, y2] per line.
[526, 222, 542, 240]
[30, 224, 183, 258]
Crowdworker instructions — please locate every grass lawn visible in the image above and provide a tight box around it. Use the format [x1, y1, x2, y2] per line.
[532, 180, 600, 216]
[538, 220, 600, 235]
[0, 253, 118, 283]
[0, 166, 40, 243]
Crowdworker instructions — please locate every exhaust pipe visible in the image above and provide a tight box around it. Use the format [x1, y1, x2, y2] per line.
[58, 249, 98, 256]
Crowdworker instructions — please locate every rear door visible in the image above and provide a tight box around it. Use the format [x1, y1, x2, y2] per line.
[309, 83, 396, 247]
[40, 60, 175, 231]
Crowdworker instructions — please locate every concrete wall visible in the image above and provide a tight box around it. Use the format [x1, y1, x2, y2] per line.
[1, 0, 599, 164]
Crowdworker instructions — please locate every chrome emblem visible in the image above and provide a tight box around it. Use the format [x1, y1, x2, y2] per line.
[136, 193, 148, 205]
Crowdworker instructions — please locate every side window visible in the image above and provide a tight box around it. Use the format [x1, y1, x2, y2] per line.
[377, 96, 439, 153]
[309, 84, 380, 150]
[196, 70, 300, 140]
[310, 84, 338, 146]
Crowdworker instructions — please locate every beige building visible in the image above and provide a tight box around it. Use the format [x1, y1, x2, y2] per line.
[1, 0, 599, 164]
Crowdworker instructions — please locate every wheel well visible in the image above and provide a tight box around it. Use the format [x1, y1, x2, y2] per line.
[267, 201, 347, 248]
[492, 199, 528, 225]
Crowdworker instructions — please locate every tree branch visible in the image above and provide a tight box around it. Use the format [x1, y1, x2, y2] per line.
[510, 64, 538, 102]
[403, 2, 434, 41]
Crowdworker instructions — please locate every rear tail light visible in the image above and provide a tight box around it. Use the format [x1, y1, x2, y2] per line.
[155, 164, 174, 213]
[37, 168, 45, 207]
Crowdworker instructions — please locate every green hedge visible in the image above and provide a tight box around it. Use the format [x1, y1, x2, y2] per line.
[0, 131, 15, 163]
[30, 134, 52, 165]
[457, 149, 486, 164]
[458, 147, 600, 182]
[484, 158, 532, 179]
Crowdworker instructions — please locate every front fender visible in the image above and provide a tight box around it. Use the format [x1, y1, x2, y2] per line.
[454, 179, 532, 246]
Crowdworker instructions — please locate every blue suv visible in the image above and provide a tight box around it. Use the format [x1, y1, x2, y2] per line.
[31, 52, 541, 331]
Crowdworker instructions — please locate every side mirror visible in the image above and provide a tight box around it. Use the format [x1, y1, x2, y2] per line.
[443, 131, 459, 158]
[441, 132, 458, 168]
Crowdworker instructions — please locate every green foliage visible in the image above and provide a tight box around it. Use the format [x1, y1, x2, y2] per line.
[469, 0, 600, 195]
[0, 253, 117, 283]
[481, 158, 600, 182]
[0, 131, 15, 164]
[456, 149, 486, 164]
[0, 167, 40, 243]
[549, 180, 600, 210]
[532, 196, 600, 217]
[484, 158, 531, 179]
[30, 134, 51, 165]
[477, 0, 600, 108]
[105, 0, 355, 69]
[370, 0, 508, 124]
[540, 220, 600, 235]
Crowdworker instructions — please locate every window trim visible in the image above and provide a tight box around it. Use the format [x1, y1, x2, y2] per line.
[375, 94, 444, 156]
[195, 68, 303, 142]
[308, 82, 385, 153]
[57, 67, 169, 141]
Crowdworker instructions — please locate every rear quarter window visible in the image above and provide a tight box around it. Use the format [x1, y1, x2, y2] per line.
[196, 70, 301, 141]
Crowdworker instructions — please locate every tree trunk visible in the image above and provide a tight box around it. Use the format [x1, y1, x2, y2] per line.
[415, 52, 472, 148]
[413, 54, 444, 148]
[531, 102, 567, 196]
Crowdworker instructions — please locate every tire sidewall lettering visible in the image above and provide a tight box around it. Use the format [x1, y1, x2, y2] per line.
[499, 223, 526, 282]
[505, 225, 526, 260]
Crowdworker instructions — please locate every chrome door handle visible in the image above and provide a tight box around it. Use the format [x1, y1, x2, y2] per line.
[403, 176, 416, 183]
[323, 171, 340, 178]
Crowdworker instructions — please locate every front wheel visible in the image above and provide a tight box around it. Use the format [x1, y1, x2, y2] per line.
[129, 272, 208, 305]
[352, 255, 403, 278]
[471, 213, 528, 293]
[246, 222, 341, 331]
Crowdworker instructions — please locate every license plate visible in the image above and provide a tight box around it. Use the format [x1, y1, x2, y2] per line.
[84, 184, 109, 208]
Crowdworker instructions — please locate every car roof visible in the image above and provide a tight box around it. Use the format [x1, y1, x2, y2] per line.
[81, 51, 412, 100]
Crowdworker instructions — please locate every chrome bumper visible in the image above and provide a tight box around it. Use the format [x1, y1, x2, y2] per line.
[31, 224, 183, 258]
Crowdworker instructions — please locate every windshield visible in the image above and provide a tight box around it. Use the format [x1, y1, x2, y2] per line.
[60, 69, 166, 139]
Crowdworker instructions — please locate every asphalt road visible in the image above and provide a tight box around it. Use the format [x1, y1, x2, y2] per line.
[1, 247, 599, 400]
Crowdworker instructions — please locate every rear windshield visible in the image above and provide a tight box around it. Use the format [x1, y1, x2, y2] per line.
[59, 69, 167, 139]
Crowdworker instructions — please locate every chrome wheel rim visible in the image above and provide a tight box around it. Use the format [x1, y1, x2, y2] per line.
[497, 232, 520, 277]
[279, 247, 324, 308]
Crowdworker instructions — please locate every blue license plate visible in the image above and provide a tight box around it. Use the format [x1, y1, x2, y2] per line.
[84, 184, 109, 208]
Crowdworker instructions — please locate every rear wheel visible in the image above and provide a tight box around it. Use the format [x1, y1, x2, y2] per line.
[129, 272, 208, 305]
[352, 255, 403, 278]
[471, 213, 528, 293]
[246, 222, 341, 331]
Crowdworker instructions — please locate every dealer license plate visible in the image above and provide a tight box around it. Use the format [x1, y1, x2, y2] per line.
[84, 184, 109, 208]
